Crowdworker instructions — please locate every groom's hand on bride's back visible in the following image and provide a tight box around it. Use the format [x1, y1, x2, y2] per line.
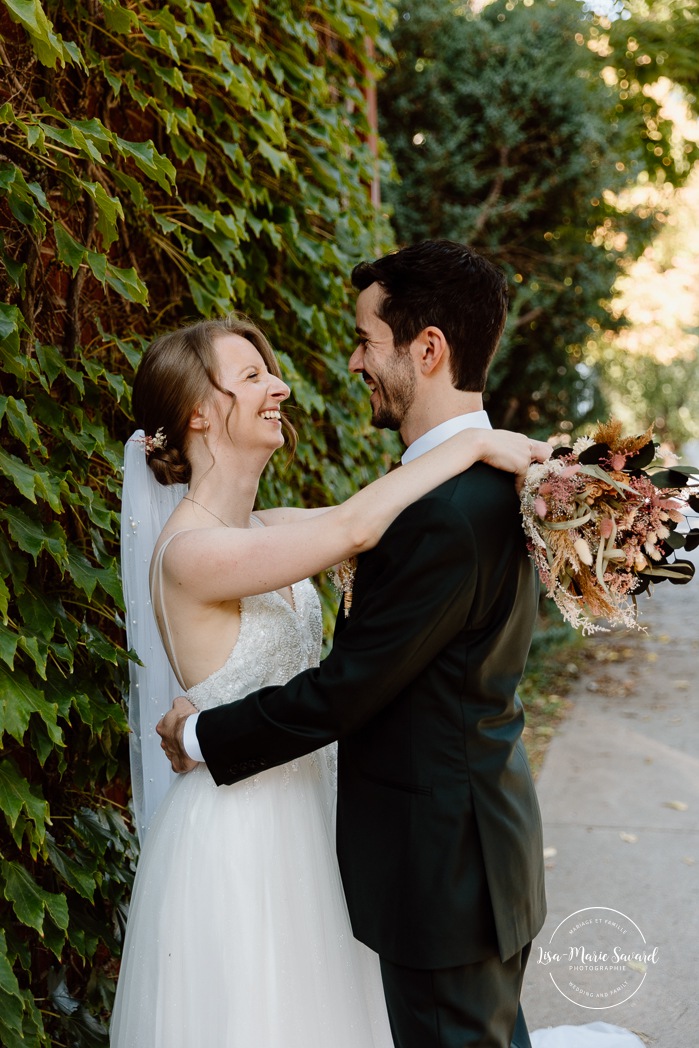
[157, 696, 199, 774]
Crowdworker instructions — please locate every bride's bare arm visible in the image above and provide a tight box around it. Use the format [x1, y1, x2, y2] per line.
[253, 506, 333, 525]
[167, 429, 550, 604]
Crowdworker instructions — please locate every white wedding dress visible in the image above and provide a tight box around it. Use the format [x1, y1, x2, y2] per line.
[109, 571, 393, 1048]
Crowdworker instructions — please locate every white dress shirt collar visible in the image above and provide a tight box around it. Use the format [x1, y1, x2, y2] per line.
[401, 411, 492, 465]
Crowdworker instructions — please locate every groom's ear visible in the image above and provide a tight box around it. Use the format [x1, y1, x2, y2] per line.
[413, 325, 449, 376]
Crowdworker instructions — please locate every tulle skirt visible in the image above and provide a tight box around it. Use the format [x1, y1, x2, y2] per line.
[110, 753, 393, 1047]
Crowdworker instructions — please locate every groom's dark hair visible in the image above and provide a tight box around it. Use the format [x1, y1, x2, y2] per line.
[351, 240, 508, 393]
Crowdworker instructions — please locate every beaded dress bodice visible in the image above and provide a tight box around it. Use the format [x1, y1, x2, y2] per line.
[187, 579, 323, 712]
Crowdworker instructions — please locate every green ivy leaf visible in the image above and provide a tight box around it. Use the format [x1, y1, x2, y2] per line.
[0, 664, 62, 745]
[2, 860, 69, 939]
[111, 167, 147, 207]
[72, 807, 115, 858]
[104, 262, 149, 305]
[141, 21, 181, 62]
[65, 550, 102, 598]
[0, 304, 24, 356]
[251, 134, 293, 178]
[46, 836, 96, 901]
[18, 633, 48, 680]
[0, 233, 27, 289]
[26, 121, 46, 150]
[0, 626, 19, 669]
[85, 248, 107, 283]
[30, 470, 65, 513]
[3, 396, 44, 451]
[41, 913, 68, 959]
[0, 506, 67, 565]
[102, 0, 139, 34]
[66, 479, 115, 530]
[0, 447, 38, 503]
[0, 930, 24, 1034]
[26, 179, 49, 209]
[0, 759, 48, 842]
[3, 0, 71, 68]
[94, 560, 124, 603]
[30, 717, 57, 768]
[81, 622, 120, 664]
[252, 107, 288, 147]
[34, 342, 85, 391]
[115, 136, 177, 192]
[0, 164, 46, 235]
[53, 222, 85, 275]
[79, 179, 124, 247]
[0, 1007, 41, 1048]
[0, 577, 9, 623]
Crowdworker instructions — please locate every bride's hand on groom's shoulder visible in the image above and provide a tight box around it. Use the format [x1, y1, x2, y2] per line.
[157, 696, 199, 774]
[480, 430, 552, 486]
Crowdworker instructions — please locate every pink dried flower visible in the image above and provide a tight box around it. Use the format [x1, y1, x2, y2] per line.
[599, 518, 614, 539]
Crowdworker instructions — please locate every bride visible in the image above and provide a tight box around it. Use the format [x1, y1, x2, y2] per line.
[111, 314, 549, 1047]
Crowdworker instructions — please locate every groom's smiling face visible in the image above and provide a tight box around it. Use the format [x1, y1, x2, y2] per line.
[350, 282, 417, 432]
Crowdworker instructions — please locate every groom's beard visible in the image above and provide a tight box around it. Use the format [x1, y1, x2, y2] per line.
[369, 351, 417, 431]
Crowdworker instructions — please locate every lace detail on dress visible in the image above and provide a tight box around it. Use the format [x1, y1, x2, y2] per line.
[187, 577, 323, 713]
[323, 745, 338, 790]
[185, 577, 331, 804]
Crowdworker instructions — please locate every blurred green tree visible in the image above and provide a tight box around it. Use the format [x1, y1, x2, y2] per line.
[608, 0, 699, 101]
[379, 0, 698, 438]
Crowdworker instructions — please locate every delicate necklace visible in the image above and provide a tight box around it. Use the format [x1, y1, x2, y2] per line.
[182, 495, 231, 528]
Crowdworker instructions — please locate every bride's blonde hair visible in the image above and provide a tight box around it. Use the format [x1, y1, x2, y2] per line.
[132, 315, 297, 486]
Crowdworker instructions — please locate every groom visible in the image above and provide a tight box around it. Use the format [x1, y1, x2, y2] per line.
[160, 240, 546, 1047]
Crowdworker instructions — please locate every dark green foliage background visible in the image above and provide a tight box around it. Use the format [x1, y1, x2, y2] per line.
[0, 1, 396, 1043]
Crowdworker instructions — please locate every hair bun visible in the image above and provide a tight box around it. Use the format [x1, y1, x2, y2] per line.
[149, 446, 191, 487]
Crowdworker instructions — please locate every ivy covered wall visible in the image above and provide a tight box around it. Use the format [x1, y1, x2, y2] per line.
[0, 2, 396, 1043]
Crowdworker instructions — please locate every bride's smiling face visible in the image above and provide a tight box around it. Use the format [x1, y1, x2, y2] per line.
[208, 334, 290, 453]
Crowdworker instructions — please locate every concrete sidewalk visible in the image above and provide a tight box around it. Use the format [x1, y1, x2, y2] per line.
[523, 551, 699, 1046]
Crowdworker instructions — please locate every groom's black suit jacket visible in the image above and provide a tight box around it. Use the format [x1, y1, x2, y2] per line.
[197, 464, 546, 969]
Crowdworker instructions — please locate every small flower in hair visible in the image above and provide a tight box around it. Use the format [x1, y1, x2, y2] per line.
[145, 428, 167, 457]
[131, 428, 167, 457]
